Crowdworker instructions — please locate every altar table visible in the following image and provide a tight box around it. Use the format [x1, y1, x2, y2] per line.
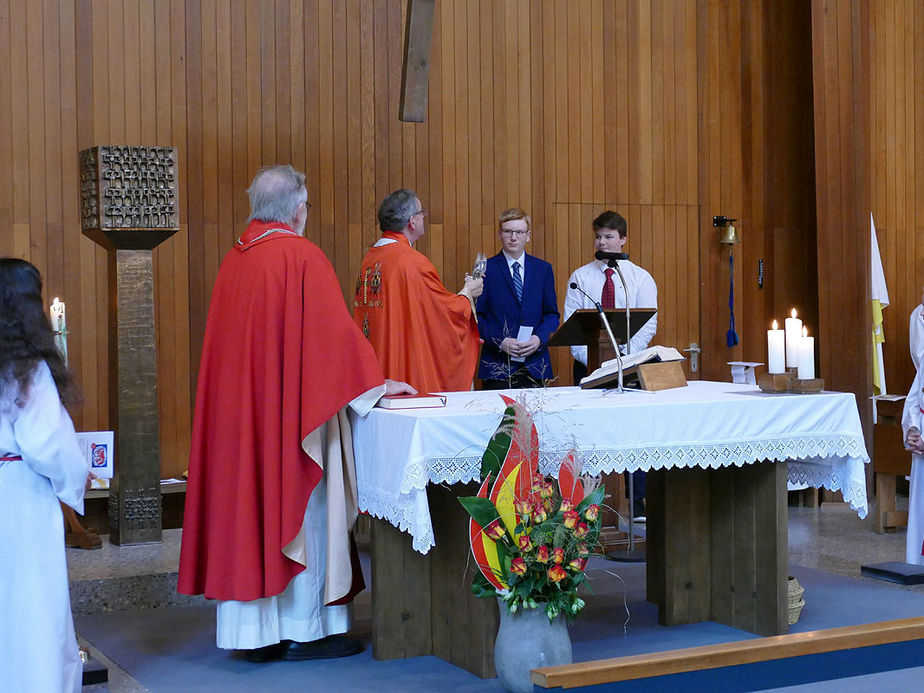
[351, 382, 869, 676]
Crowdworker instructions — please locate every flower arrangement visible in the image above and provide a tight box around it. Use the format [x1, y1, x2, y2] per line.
[459, 395, 604, 621]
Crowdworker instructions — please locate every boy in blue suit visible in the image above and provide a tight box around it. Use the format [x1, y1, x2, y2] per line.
[476, 208, 560, 389]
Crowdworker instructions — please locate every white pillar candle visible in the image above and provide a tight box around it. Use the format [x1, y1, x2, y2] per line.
[767, 320, 785, 374]
[784, 308, 802, 368]
[797, 326, 815, 380]
[50, 297, 66, 332]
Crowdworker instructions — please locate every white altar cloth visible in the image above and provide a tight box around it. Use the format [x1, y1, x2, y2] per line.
[351, 382, 870, 553]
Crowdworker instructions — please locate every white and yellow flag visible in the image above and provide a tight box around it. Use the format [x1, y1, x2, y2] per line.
[871, 212, 889, 395]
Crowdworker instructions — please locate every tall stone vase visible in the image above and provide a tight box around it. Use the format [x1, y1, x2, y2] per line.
[494, 599, 573, 693]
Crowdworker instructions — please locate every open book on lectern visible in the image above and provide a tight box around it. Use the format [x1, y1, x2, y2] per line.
[580, 345, 684, 389]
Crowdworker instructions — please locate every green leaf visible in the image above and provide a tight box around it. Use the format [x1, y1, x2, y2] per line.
[480, 405, 517, 481]
[575, 484, 605, 514]
[458, 496, 501, 529]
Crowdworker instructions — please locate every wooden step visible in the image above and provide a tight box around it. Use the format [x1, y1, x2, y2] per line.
[531, 617, 924, 689]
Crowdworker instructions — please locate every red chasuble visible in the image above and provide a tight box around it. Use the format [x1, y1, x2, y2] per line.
[178, 220, 384, 602]
[353, 232, 480, 392]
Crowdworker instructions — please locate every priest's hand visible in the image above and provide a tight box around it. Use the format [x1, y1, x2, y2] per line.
[385, 379, 417, 396]
[459, 275, 484, 300]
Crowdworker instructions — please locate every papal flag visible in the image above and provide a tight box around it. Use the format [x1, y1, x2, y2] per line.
[871, 212, 889, 395]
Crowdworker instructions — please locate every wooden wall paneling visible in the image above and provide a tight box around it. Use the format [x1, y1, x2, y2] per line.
[516, 0, 531, 210]
[477, 0, 494, 256]
[331, 1, 350, 288]
[451, 0, 469, 283]
[811, 0, 872, 438]
[201, 0, 220, 312]
[275, 1, 292, 167]
[170, 0, 191, 477]
[0, 0, 11, 259]
[589, 0, 604, 206]
[42, 0, 63, 297]
[345, 0, 361, 274]
[359, 0, 376, 253]
[303, 0, 320, 246]
[422, 0, 441, 263]
[316, 0, 334, 263]
[637, 0, 652, 204]
[184, 0, 205, 392]
[59, 0, 83, 426]
[464, 0, 481, 261]
[578, 0, 593, 204]
[25, 0, 45, 271]
[651, 0, 666, 204]
[258, 1, 276, 168]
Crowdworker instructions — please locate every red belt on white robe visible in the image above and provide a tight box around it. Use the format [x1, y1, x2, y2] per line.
[0, 454, 22, 461]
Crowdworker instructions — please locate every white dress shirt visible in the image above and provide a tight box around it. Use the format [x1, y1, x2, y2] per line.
[563, 259, 658, 365]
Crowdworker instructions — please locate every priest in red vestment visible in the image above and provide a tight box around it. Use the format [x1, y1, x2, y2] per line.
[178, 166, 413, 662]
[353, 188, 483, 392]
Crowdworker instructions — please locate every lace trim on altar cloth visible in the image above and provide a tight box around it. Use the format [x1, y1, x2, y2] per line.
[359, 486, 436, 554]
[363, 432, 870, 553]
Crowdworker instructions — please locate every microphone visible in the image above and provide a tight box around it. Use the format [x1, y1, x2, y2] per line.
[594, 250, 629, 263]
[569, 282, 603, 311]
[569, 282, 624, 393]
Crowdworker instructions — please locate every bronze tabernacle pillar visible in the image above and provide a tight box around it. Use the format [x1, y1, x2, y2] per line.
[79, 145, 179, 545]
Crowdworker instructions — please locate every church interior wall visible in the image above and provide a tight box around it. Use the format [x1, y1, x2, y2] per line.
[0, 0, 916, 479]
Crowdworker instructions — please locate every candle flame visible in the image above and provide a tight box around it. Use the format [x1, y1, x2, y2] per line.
[802, 326, 808, 338]
[791, 308, 797, 319]
[52, 297, 60, 305]
[772, 320, 778, 330]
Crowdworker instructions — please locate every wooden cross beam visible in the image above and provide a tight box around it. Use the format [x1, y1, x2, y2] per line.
[400, 0, 435, 122]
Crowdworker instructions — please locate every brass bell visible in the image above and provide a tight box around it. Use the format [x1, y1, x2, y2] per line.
[719, 224, 739, 245]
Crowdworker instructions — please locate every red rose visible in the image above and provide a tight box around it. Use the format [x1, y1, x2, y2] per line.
[510, 557, 527, 576]
[536, 545, 550, 563]
[562, 510, 579, 529]
[547, 564, 568, 583]
[485, 519, 506, 541]
[552, 547, 565, 564]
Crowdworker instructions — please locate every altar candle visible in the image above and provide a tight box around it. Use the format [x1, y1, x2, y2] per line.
[50, 297, 66, 333]
[767, 320, 785, 373]
[50, 297, 68, 366]
[797, 326, 815, 380]
[785, 308, 802, 368]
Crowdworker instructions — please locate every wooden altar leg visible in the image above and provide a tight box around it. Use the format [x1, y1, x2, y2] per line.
[62, 502, 102, 550]
[370, 484, 498, 678]
[648, 461, 787, 636]
[429, 483, 498, 678]
[371, 518, 432, 660]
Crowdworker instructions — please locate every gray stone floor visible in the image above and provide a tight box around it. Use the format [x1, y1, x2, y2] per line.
[70, 499, 921, 691]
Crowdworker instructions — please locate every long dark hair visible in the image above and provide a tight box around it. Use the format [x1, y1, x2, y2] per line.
[0, 258, 77, 406]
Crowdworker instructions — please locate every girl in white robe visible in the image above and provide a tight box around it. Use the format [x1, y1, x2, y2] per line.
[0, 258, 88, 693]
[902, 300, 924, 565]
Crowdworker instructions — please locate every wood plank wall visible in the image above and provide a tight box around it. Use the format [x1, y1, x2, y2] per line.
[868, 0, 924, 404]
[1, 0, 881, 480]
[811, 0, 873, 444]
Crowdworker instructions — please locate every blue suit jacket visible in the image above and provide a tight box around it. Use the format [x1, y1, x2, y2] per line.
[476, 252, 560, 381]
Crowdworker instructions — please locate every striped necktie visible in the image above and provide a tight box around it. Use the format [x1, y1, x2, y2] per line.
[512, 261, 523, 301]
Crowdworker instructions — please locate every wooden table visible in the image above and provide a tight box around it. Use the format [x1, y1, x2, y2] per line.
[351, 383, 869, 676]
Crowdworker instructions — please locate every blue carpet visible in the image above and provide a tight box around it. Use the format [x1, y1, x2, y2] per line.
[74, 561, 924, 692]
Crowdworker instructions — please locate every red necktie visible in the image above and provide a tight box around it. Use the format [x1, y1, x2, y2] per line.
[601, 268, 616, 309]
